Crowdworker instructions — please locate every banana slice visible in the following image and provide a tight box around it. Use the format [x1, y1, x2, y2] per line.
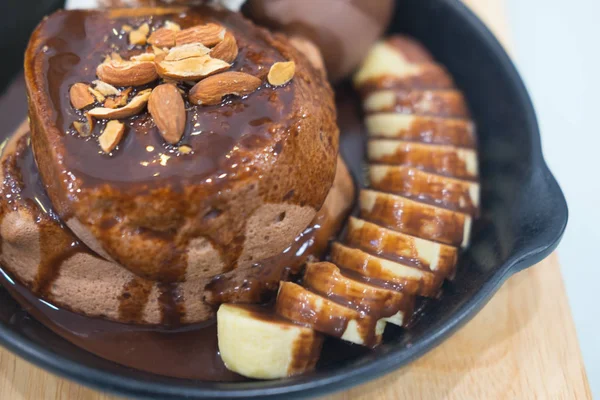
[369, 165, 480, 215]
[303, 262, 414, 326]
[217, 304, 323, 379]
[353, 40, 453, 92]
[330, 243, 442, 297]
[276, 282, 386, 347]
[368, 139, 478, 179]
[365, 113, 476, 148]
[363, 89, 469, 118]
[346, 217, 458, 276]
[360, 189, 472, 247]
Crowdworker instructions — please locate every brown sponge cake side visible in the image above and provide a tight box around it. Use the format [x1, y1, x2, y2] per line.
[24, 7, 338, 284]
[0, 125, 353, 324]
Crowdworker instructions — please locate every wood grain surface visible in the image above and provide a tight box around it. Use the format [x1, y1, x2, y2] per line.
[0, 1, 591, 399]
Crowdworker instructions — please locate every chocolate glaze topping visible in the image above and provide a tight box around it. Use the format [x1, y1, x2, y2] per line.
[37, 9, 292, 190]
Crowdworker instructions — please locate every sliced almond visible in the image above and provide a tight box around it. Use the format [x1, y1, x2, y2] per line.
[129, 23, 150, 46]
[164, 43, 211, 61]
[122, 24, 133, 33]
[210, 31, 238, 63]
[155, 53, 230, 81]
[164, 21, 181, 31]
[97, 59, 158, 87]
[130, 52, 156, 62]
[92, 80, 120, 96]
[88, 86, 106, 103]
[69, 83, 95, 109]
[178, 145, 192, 154]
[153, 45, 167, 56]
[148, 84, 186, 144]
[99, 120, 126, 153]
[88, 89, 152, 119]
[148, 27, 176, 48]
[175, 23, 226, 47]
[111, 52, 123, 62]
[73, 113, 94, 137]
[189, 71, 261, 105]
[268, 61, 295, 86]
[104, 87, 132, 109]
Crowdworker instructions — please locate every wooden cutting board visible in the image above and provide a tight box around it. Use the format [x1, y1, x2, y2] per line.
[0, 1, 591, 399]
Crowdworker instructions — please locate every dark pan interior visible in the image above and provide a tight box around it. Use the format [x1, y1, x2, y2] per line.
[0, 0, 567, 399]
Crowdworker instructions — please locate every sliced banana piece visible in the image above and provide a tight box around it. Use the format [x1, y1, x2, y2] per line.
[360, 189, 472, 247]
[276, 282, 386, 347]
[330, 243, 443, 297]
[217, 304, 323, 379]
[353, 40, 453, 92]
[346, 217, 458, 276]
[369, 165, 480, 215]
[365, 113, 476, 148]
[363, 89, 469, 118]
[368, 140, 478, 179]
[303, 262, 414, 326]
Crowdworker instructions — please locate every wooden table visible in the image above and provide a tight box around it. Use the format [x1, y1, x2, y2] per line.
[0, 1, 592, 399]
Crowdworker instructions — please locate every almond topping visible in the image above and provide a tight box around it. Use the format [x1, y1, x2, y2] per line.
[97, 59, 158, 87]
[175, 23, 226, 47]
[110, 52, 123, 62]
[189, 71, 261, 105]
[164, 43, 211, 61]
[130, 52, 156, 62]
[88, 87, 106, 103]
[104, 87, 132, 109]
[178, 145, 192, 154]
[148, 27, 176, 48]
[155, 53, 230, 81]
[93, 80, 120, 96]
[148, 84, 186, 144]
[99, 120, 126, 153]
[73, 113, 94, 137]
[210, 31, 238, 63]
[153, 45, 167, 56]
[164, 21, 181, 31]
[122, 25, 133, 33]
[129, 23, 150, 46]
[267, 61, 295, 86]
[69, 83, 95, 109]
[88, 89, 152, 119]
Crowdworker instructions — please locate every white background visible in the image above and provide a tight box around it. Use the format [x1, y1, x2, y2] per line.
[65, 0, 600, 395]
[507, 0, 598, 396]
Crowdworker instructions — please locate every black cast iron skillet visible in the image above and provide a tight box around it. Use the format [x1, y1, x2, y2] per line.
[0, 0, 568, 398]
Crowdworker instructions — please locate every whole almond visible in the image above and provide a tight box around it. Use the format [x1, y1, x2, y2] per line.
[189, 71, 261, 105]
[99, 120, 126, 153]
[148, 84, 186, 144]
[175, 23, 226, 47]
[97, 59, 158, 87]
[268, 61, 296, 86]
[148, 27, 176, 48]
[70, 83, 95, 109]
[88, 89, 151, 119]
[210, 31, 238, 63]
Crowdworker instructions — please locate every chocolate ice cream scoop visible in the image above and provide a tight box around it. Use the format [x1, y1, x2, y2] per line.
[244, 0, 395, 82]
